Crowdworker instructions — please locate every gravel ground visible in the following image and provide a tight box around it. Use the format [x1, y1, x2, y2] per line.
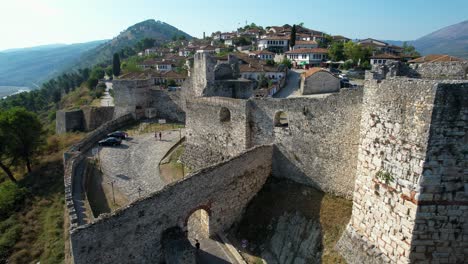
[97, 130, 181, 201]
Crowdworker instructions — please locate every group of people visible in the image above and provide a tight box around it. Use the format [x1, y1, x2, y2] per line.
[155, 131, 162, 140]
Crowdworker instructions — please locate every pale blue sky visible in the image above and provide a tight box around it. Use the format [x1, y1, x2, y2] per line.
[0, 0, 467, 51]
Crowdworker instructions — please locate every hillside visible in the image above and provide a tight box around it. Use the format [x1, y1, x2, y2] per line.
[412, 20, 468, 58]
[0, 40, 106, 87]
[72, 19, 192, 70]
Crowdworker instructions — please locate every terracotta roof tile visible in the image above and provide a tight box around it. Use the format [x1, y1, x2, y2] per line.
[371, 53, 401, 59]
[408, 54, 465, 63]
[285, 48, 328, 54]
[302, 67, 336, 78]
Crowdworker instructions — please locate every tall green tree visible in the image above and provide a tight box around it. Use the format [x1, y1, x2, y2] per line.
[113, 53, 121, 77]
[290, 25, 296, 49]
[0, 108, 44, 175]
[402, 42, 421, 57]
[0, 124, 17, 183]
[329, 42, 345, 61]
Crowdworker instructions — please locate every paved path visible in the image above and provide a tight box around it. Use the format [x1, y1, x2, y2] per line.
[100, 81, 114, 107]
[98, 131, 181, 201]
[197, 237, 238, 264]
[273, 69, 304, 98]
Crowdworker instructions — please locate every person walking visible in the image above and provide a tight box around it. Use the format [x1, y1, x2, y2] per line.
[154, 131, 157, 140]
[159, 132, 162, 141]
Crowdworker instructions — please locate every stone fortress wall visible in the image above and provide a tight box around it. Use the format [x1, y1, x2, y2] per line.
[183, 88, 363, 198]
[65, 52, 468, 263]
[56, 106, 115, 134]
[337, 78, 468, 263]
[70, 145, 273, 264]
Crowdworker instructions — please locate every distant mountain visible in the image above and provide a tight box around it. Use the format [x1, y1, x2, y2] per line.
[385, 20, 468, 59]
[0, 40, 106, 87]
[72, 19, 192, 69]
[412, 20, 468, 58]
[1, 43, 68, 53]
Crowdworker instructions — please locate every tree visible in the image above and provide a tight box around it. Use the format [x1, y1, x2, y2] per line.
[257, 74, 269, 89]
[87, 78, 99, 89]
[90, 66, 105, 80]
[402, 42, 420, 57]
[0, 124, 16, 183]
[0, 108, 44, 174]
[317, 34, 333, 48]
[290, 25, 296, 49]
[280, 57, 292, 69]
[113, 53, 121, 77]
[329, 42, 345, 61]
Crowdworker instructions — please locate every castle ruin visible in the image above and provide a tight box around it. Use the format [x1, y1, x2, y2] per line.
[64, 53, 468, 263]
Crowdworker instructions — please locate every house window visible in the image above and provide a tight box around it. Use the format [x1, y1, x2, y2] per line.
[373, 59, 377, 64]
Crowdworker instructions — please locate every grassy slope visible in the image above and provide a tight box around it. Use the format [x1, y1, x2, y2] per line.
[0, 133, 84, 264]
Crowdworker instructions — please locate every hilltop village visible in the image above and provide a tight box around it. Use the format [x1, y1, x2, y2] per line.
[56, 23, 468, 264]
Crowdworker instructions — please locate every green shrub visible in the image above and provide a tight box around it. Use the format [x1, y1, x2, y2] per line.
[376, 170, 394, 184]
[0, 182, 27, 220]
[0, 216, 22, 261]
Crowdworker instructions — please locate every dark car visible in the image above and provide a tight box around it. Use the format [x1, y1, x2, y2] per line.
[340, 79, 351, 88]
[107, 131, 128, 140]
[98, 137, 122, 146]
[329, 68, 342, 74]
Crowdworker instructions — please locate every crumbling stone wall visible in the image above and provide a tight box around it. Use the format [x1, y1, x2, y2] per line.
[410, 61, 468, 80]
[149, 89, 186, 122]
[113, 79, 151, 118]
[337, 79, 468, 263]
[183, 89, 363, 198]
[56, 109, 84, 134]
[70, 145, 273, 264]
[56, 107, 115, 134]
[250, 89, 363, 198]
[182, 97, 250, 169]
[81, 106, 114, 131]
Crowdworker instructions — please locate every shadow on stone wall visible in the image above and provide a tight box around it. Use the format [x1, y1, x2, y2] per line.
[230, 177, 325, 263]
[409, 83, 468, 263]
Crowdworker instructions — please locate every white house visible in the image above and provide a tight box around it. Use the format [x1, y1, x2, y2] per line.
[224, 39, 234, 46]
[257, 36, 289, 53]
[248, 50, 275, 60]
[293, 40, 318, 50]
[370, 53, 401, 66]
[285, 48, 328, 67]
[137, 59, 172, 72]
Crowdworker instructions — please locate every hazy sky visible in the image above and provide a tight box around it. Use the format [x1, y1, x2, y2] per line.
[0, 0, 467, 51]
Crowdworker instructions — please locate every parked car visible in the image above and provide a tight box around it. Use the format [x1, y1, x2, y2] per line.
[340, 79, 351, 88]
[329, 68, 342, 74]
[107, 131, 128, 139]
[346, 69, 364, 78]
[98, 137, 122, 146]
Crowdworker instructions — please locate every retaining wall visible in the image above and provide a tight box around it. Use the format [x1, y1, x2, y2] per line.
[70, 145, 273, 264]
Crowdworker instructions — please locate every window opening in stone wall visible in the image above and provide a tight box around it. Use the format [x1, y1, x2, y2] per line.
[274, 111, 289, 127]
[219, 107, 231, 122]
[187, 208, 210, 241]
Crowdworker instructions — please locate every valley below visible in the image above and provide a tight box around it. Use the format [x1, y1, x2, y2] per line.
[0, 86, 30, 98]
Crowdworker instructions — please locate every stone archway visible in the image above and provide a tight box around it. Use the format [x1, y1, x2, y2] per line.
[219, 107, 231, 123]
[185, 206, 211, 241]
[274, 111, 289, 127]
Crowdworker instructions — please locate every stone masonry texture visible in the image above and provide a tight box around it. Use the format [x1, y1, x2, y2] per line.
[337, 78, 468, 264]
[183, 88, 363, 198]
[70, 145, 273, 264]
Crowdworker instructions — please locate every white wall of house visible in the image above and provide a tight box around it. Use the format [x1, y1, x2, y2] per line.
[258, 39, 288, 51]
[156, 64, 172, 72]
[287, 53, 327, 65]
[370, 58, 398, 66]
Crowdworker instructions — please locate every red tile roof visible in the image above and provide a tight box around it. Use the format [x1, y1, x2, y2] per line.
[285, 48, 328, 54]
[295, 40, 318, 45]
[408, 54, 465, 63]
[371, 53, 401, 59]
